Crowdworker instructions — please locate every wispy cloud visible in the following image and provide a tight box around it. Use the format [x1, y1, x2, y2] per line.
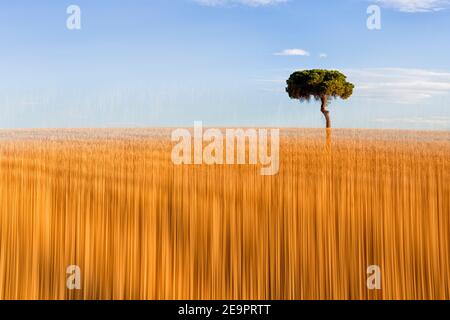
[274, 49, 310, 56]
[376, 0, 450, 12]
[257, 68, 450, 104]
[194, 0, 450, 11]
[319, 53, 327, 58]
[194, 0, 288, 6]
[345, 68, 450, 103]
[374, 116, 450, 125]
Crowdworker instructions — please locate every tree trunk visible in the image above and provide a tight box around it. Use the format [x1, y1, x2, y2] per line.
[320, 96, 331, 129]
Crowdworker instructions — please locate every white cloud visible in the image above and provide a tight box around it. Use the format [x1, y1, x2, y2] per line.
[195, 0, 449, 11]
[194, 0, 288, 6]
[374, 116, 450, 125]
[319, 53, 328, 58]
[345, 68, 450, 104]
[376, 0, 450, 12]
[274, 49, 310, 56]
[257, 68, 450, 105]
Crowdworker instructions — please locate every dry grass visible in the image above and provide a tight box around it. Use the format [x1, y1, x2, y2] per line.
[0, 128, 449, 300]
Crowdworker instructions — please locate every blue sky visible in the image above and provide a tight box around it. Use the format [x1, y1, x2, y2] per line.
[0, 0, 449, 129]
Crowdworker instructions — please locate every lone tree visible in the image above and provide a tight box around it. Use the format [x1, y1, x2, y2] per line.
[286, 69, 354, 129]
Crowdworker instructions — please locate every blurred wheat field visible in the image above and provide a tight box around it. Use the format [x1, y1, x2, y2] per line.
[0, 128, 449, 300]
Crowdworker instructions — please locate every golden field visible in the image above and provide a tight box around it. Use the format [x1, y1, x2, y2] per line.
[0, 128, 449, 300]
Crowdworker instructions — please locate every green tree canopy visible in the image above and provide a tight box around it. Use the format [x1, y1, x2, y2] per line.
[286, 69, 354, 129]
[286, 69, 354, 102]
